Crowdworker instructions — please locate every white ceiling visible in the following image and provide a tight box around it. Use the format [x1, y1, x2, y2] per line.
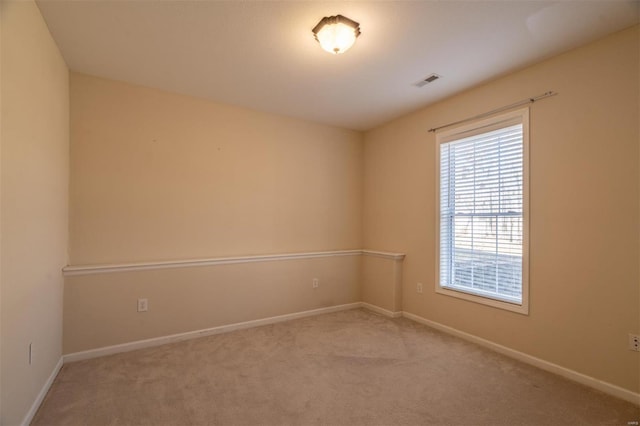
[36, 0, 639, 131]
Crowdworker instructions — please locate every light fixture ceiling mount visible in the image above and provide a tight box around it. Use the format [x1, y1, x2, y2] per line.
[312, 15, 361, 55]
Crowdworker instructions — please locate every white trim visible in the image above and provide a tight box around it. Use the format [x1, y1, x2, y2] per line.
[361, 250, 406, 260]
[21, 357, 63, 426]
[360, 302, 402, 318]
[62, 250, 363, 276]
[63, 249, 406, 276]
[435, 286, 527, 315]
[54, 302, 639, 410]
[63, 303, 361, 362]
[402, 311, 640, 406]
[435, 107, 530, 315]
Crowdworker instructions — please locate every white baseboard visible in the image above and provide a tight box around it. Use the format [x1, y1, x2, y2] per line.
[401, 311, 640, 406]
[64, 302, 362, 363]
[360, 302, 402, 318]
[61, 301, 639, 406]
[21, 356, 63, 426]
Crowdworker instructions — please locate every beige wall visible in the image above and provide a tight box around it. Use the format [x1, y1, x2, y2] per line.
[64, 255, 360, 353]
[66, 74, 363, 353]
[361, 255, 403, 314]
[0, 1, 69, 424]
[363, 26, 639, 393]
[70, 73, 363, 265]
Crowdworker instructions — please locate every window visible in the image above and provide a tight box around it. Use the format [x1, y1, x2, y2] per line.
[435, 108, 529, 314]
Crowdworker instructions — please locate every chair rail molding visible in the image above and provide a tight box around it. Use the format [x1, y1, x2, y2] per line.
[63, 249, 406, 276]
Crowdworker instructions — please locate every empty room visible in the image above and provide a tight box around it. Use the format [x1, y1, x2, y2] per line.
[2, 0, 639, 425]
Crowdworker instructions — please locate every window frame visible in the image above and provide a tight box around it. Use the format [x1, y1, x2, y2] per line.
[435, 107, 530, 315]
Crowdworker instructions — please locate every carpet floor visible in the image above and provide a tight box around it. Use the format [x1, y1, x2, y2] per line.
[33, 308, 639, 425]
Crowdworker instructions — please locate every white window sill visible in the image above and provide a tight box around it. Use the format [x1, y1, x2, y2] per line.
[436, 285, 529, 315]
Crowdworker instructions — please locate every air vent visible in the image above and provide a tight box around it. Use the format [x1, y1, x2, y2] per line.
[413, 74, 441, 88]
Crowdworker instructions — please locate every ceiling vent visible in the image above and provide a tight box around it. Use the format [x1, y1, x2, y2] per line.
[413, 74, 441, 88]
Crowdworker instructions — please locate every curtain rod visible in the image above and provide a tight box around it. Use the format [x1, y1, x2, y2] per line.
[428, 91, 558, 133]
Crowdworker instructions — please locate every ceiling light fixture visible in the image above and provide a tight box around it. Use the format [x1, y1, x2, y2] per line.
[312, 15, 361, 55]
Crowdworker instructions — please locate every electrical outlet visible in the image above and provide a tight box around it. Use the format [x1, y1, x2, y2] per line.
[312, 278, 319, 289]
[629, 334, 640, 352]
[137, 298, 148, 312]
[417, 283, 423, 294]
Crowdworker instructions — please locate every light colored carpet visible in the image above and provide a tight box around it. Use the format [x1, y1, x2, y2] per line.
[33, 308, 638, 425]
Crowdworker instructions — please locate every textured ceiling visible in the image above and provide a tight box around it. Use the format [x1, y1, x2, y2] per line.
[37, 0, 639, 131]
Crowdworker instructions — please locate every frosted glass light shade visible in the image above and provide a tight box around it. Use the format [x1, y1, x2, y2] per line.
[312, 15, 361, 55]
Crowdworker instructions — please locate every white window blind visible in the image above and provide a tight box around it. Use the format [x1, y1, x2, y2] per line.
[439, 116, 525, 306]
